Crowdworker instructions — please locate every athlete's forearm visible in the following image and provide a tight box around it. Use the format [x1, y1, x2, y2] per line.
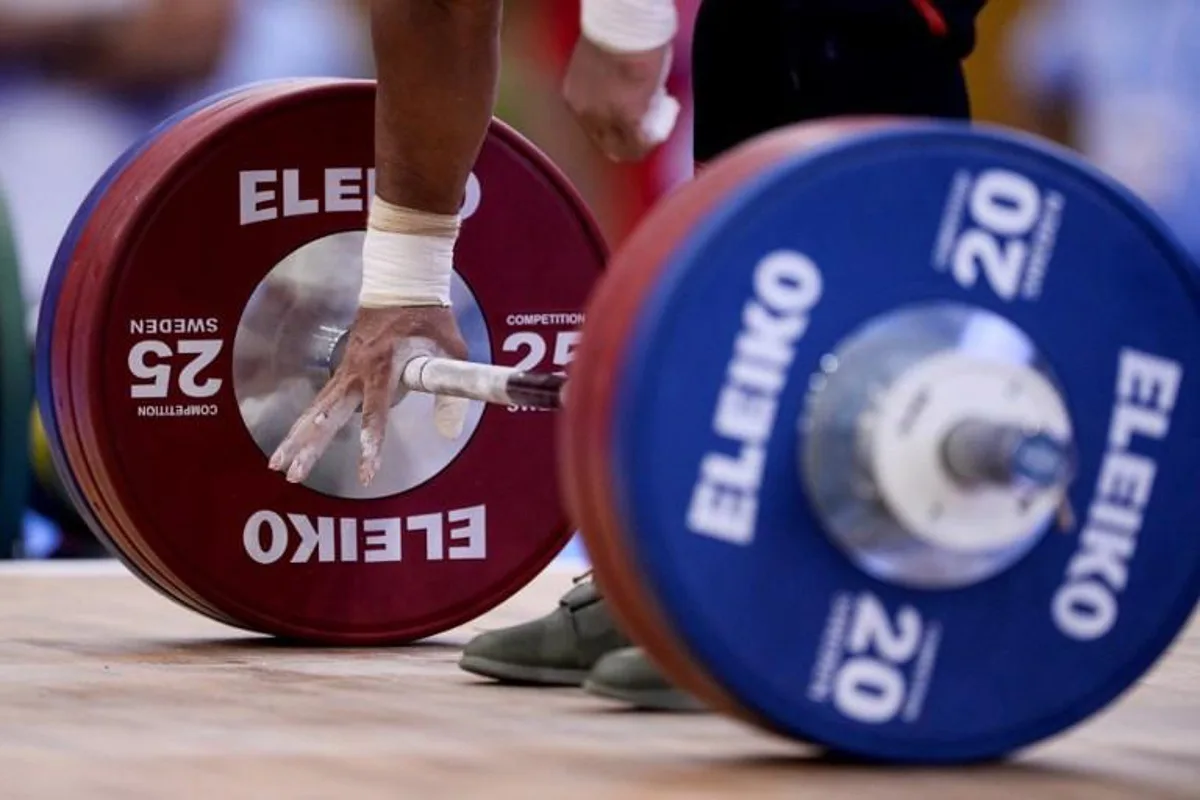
[370, 0, 501, 215]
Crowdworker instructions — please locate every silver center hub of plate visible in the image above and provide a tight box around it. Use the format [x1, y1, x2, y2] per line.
[232, 231, 491, 500]
[801, 302, 1075, 589]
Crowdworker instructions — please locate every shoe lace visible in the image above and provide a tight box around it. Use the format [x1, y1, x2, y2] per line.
[572, 568, 594, 585]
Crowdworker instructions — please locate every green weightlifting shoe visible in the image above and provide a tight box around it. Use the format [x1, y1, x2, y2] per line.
[583, 646, 706, 712]
[459, 573, 632, 685]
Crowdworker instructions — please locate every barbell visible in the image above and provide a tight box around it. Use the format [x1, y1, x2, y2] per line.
[33, 79, 1200, 764]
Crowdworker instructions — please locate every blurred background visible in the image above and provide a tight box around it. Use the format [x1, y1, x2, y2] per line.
[2, 0, 1198, 559]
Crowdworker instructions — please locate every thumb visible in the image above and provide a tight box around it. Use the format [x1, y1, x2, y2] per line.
[639, 46, 678, 146]
[427, 322, 471, 441]
[640, 91, 681, 146]
[433, 394, 469, 440]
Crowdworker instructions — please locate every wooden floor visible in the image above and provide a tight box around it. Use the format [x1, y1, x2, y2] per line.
[1, 562, 1196, 800]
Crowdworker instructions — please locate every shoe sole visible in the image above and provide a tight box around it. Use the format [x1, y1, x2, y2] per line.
[581, 678, 708, 713]
[458, 654, 589, 687]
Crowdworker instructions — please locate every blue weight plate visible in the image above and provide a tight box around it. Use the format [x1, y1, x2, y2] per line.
[610, 122, 1200, 762]
[36, 81, 315, 601]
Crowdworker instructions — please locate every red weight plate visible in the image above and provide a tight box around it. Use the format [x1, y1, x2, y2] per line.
[563, 120, 885, 720]
[70, 80, 607, 643]
[52, 82, 325, 624]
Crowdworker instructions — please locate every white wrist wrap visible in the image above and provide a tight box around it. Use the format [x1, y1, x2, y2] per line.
[581, 0, 678, 53]
[359, 197, 460, 308]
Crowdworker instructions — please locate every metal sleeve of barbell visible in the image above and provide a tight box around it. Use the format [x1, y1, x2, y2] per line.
[399, 356, 566, 409]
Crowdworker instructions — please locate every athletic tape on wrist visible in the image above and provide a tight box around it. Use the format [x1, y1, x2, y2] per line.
[581, 0, 678, 53]
[359, 196, 461, 308]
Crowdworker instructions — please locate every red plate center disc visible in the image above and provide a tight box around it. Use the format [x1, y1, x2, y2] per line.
[69, 80, 606, 643]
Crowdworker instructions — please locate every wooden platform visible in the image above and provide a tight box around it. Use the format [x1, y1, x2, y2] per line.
[1, 561, 1196, 799]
